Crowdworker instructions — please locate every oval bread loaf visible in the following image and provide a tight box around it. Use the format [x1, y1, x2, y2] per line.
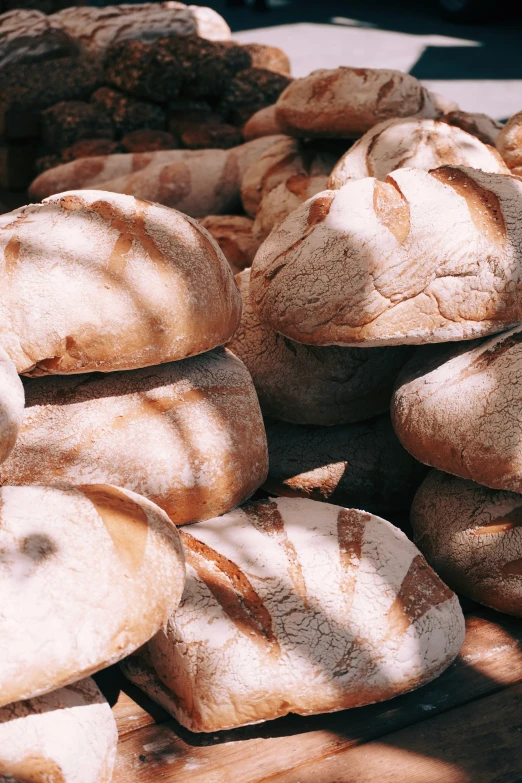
[0, 678, 117, 783]
[198, 215, 259, 274]
[328, 118, 508, 189]
[0, 483, 185, 707]
[496, 109, 522, 172]
[251, 166, 522, 347]
[0, 348, 268, 524]
[0, 190, 241, 375]
[252, 173, 330, 243]
[0, 347, 24, 464]
[228, 269, 413, 425]
[122, 497, 465, 732]
[411, 470, 522, 616]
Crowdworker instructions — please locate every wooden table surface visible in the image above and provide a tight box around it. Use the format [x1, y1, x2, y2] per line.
[93, 604, 522, 783]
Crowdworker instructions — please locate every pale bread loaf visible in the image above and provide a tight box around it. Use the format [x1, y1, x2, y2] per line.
[391, 326, 522, 493]
[0, 678, 117, 783]
[251, 166, 522, 347]
[263, 415, 427, 512]
[411, 470, 522, 617]
[252, 174, 329, 242]
[0, 190, 241, 375]
[0, 349, 268, 524]
[496, 110, 522, 170]
[328, 118, 508, 189]
[0, 483, 185, 707]
[243, 104, 284, 141]
[122, 497, 464, 732]
[0, 9, 78, 68]
[198, 215, 259, 274]
[274, 67, 440, 138]
[442, 110, 503, 146]
[0, 347, 24, 464]
[228, 269, 413, 425]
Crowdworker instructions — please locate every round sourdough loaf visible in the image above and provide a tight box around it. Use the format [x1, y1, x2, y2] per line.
[263, 415, 427, 512]
[441, 111, 503, 146]
[0, 483, 185, 707]
[274, 67, 440, 139]
[411, 470, 522, 616]
[198, 215, 259, 274]
[0, 349, 268, 523]
[0, 347, 24, 464]
[391, 327, 522, 493]
[0, 190, 241, 375]
[328, 118, 508, 189]
[0, 678, 117, 783]
[250, 166, 522, 347]
[228, 270, 413, 425]
[496, 110, 522, 171]
[122, 497, 465, 732]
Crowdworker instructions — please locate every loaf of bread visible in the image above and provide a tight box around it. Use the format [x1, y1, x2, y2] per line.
[251, 166, 522, 347]
[0, 347, 24, 464]
[0, 678, 117, 783]
[0, 190, 241, 375]
[264, 416, 427, 513]
[253, 174, 329, 242]
[328, 118, 508, 189]
[122, 496, 464, 732]
[496, 110, 522, 173]
[243, 104, 284, 140]
[411, 470, 522, 617]
[1, 349, 268, 524]
[442, 110, 503, 146]
[228, 270, 413, 424]
[198, 215, 258, 274]
[0, 9, 79, 69]
[275, 67, 441, 138]
[392, 326, 522, 493]
[0, 483, 185, 707]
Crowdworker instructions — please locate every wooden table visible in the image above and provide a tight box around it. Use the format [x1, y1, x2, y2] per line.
[94, 604, 522, 783]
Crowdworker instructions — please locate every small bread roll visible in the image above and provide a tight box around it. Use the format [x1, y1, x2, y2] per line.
[122, 497, 464, 732]
[0, 483, 185, 707]
[0, 190, 241, 375]
[0, 346, 24, 464]
[1, 348, 268, 524]
[411, 470, 522, 617]
[496, 109, 522, 170]
[198, 215, 259, 274]
[0, 678, 117, 783]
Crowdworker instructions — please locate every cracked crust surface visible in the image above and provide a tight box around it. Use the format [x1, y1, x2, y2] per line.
[0, 678, 117, 783]
[0, 190, 241, 375]
[411, 470, 522, 616]
[0, 348, 268, 525]
[0, 347, 24, 465]
[496, 110, 522, 170]
[122, 496, 464, 732]
[0, 483, 185, 707]
[228, 269, 413, 425]
[250, 166, 522, 347]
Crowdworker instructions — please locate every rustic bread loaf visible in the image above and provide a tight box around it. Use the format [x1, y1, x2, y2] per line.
[0, 8, 78, 68]
[251, 166, 522, 347]
[328, 118, 508, 189]
[228, 269, 413, 424]
[0, 347, 24, 464]
[275, 67, 440, 139]
[252, 173, 329, 242]
[122, 496, 464, 732]
[264, 416, 427, 513]
[243, 104, 284, 140]
[0, 678, 117, 783]
[391, 326, 522, 493]
[1, 349, 268, 523]
[442, 110, 503, 146]
[496, 110, 522, 171]
[199, 215, 258, 274]
[240, 43, 291, 76]
[411, 470, 522, 617]
[0, 483, 185, 707]
[0, 190, 240, 375]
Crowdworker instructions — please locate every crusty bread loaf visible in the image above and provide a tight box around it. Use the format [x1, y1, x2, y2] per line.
[1, 349, 268, 524]
[263, 415, 427, 512]
[0, 678, 117, 783]
[251, 166, 522, 347]
[28, 135, 287, 204]
[391, 326, 522, 494]
[0, 483, 185, 707]
[252, 173, 329, 242]
[442, 110, 503, 146]
[122, 497, 464, 732]
[411, 470, 522, 617]
[0, 347, 24, 464]
[0, 9, 79, 69]
[328, 118, 508, 189]
[243, 104, 284, 140]
[228, 269, 413, 425]
[0, 190, 241, 375]
[199, 215, 259, 274]
[496, 110, 522, 171]
[275, 67, 440, 139]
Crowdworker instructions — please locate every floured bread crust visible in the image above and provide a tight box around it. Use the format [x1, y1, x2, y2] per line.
[442, 111, 503, 146]
[253, 174, 329, 243]
[275, 67, 439, 138]
[199, 215, 259, 274]
[0, 190, 241, 375]
[123, 497, 464, 732]
[1, 348, 268, 524]
[328, 118, 508, 189]
[0, 484, 185, 707]
[496, 110, 522, 170]
[411, 470, 522, 617]
[0, 678, 117, 783]
[0, 347, 24, 464]
[391, 327, 522, 493]
[251, 166, 522, 346]
[228, 269, 413, 425]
